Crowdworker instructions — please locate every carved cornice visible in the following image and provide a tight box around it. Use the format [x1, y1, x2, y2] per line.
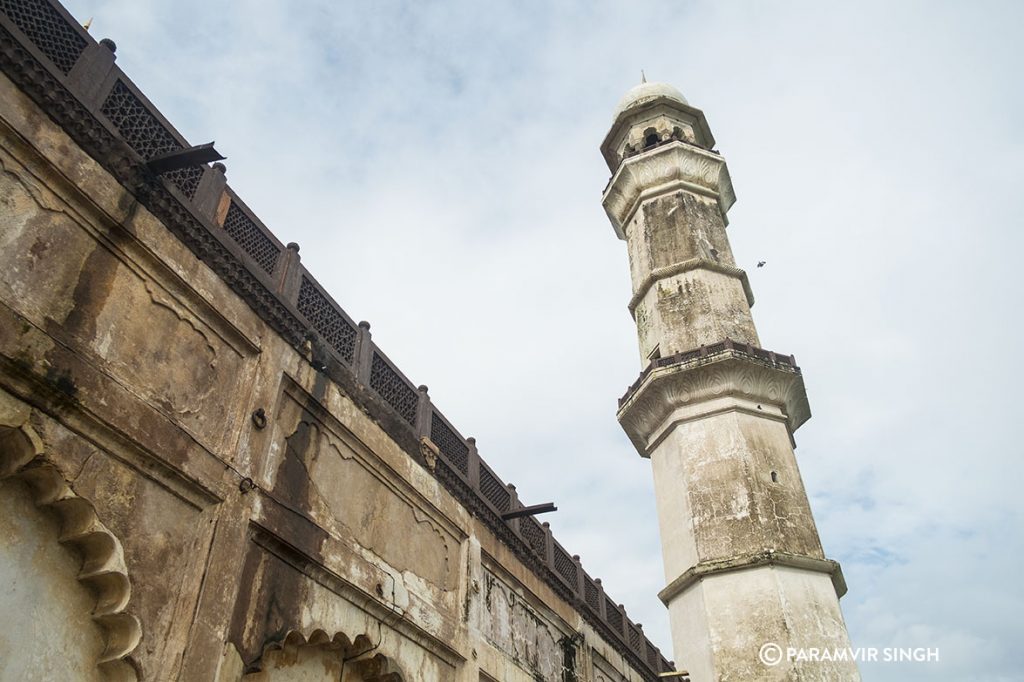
[617, 350, 810, 456]
[0, 390, 141, 682]
[627, 257, 755, 316]
[602, 142, 736, 240]
[657, 550, 848, 605]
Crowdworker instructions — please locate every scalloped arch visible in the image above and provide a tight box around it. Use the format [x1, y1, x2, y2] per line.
[0, 405, 141, 682]
[245, 628, 405, 681]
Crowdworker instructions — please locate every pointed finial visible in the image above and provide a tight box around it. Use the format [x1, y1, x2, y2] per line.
[83, 17, 93, 31]
[641, 69, 647, 84]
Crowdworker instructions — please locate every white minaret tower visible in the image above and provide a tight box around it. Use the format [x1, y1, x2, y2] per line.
[603, 81, 859, 681]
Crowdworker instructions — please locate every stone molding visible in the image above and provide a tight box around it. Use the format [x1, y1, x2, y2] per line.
[246, 628, 405, 681]
[657, 550, 849, 605]
[0, 390, 141, 681]
[602, 142, 736, 240]
[617, 351, 810, 455]
[626, 257, 755, 316]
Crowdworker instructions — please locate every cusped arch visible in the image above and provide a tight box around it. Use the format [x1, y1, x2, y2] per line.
[0, 406, 141, 682]
[246, 628, 406, 682]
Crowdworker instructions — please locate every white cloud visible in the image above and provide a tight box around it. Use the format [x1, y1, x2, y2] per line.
[61, 0, 1024, 678]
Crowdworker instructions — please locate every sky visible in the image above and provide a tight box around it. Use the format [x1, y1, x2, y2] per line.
[59, 1, 1024, 679]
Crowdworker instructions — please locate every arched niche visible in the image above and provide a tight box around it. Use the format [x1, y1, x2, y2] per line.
[243, 629, 405, 682]
[0, 398, 141, 681]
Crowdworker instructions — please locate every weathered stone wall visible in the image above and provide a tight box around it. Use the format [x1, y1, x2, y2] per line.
[0, 479, 105, 682]
[628, 192, 759, 358]
[0, 45, 661, 682]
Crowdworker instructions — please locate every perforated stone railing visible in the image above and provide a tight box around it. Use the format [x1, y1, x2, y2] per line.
[0, 0, 82, 73]
[222, 195, 282, 276]
[0, 0, 677, 677]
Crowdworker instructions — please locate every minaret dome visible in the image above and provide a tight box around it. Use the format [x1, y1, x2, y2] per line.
[613, 81, 689, 120]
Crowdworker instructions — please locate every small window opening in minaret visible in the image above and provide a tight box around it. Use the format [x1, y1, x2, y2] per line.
[647, 345, 661, 362]
[771, 471, 779, 483]
[672, 126, 684, 140]
[643, 128, 659, 148]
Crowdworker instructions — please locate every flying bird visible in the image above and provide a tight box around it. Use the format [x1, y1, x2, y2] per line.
[757, 261, 766, 268]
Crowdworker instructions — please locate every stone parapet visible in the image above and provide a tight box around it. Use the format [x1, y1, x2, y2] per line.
[658, 550, 849, 605]
[617, 340, 811, 455]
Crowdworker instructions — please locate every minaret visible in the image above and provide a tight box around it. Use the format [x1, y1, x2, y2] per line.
[603, 82, 859, 681]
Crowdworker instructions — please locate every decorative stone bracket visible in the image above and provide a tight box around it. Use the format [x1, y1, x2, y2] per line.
[419, 435, 440, 473]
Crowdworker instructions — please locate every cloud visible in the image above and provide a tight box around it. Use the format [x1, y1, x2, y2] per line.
[62, 0, 1024, 678]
